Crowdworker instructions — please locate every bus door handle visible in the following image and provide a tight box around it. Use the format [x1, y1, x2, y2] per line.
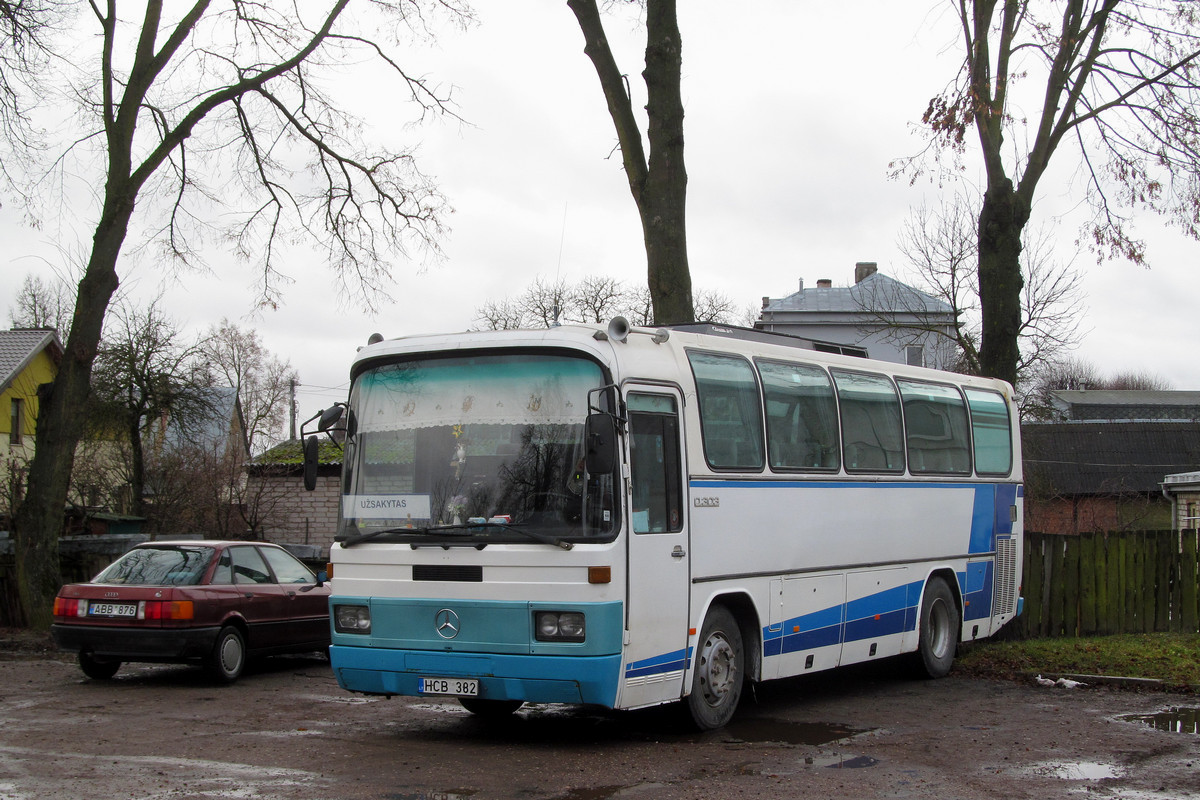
[671, 545, 686, 559]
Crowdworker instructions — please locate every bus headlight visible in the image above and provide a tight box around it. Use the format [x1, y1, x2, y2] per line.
[535, 611, 585, 642]
[334, 604, 371, 634]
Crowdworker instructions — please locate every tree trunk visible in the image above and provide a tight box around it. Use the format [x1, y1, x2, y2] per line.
[976, 179, 1029, 386]
[12, 197, 130, 629]
[568, 0, 694, 326]
[641, 0, 692, 325]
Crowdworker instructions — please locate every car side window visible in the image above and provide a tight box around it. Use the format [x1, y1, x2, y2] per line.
[259, 547, 316, 584]
[231, 546, 273, 584]
[210, 550, 234, 585]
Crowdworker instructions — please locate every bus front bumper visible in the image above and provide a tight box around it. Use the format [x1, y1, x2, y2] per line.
[330, 644, 622, 707]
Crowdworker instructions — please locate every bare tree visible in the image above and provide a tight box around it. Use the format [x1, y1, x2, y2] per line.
[473, 276, 738, 331]
[8, 273, 74, 336]
[896, 1, 1200, 386]
[475, 298, 526, 331]
[887, 196, 1085, 386]
[522, 276, 573, 328]
[567, 0, 694, 324]
[692, 289, 738, 325]
[1025, 355, 1172, 419]
[571, 275, 627, 323]
[0, 0, 70, 186]
[5, 1, 469, 628]
[199, 320, 297, 455]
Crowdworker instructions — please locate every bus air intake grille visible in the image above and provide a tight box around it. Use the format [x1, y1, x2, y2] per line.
[413, 564, 483, 582]
[995, 537, 1018, 615]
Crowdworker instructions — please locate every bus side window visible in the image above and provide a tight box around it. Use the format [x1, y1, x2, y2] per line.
[757, 359, 839, 471]
[964, 388, 1013, 475]
[832, 370, 905, 473]
[688, 351, 764, 471]
[898, 380, 971, 475]
[628, 394, 683, 533]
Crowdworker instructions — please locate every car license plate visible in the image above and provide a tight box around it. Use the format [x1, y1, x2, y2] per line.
[419, 677, 479, 697]
[87, 602, 136, 617]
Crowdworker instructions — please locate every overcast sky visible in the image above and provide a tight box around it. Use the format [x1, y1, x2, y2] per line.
[2, 1, 1197, 435]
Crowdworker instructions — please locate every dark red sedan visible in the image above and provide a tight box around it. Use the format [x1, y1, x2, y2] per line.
[52, 540, 330, 683]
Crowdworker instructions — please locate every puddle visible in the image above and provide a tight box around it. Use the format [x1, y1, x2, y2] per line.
[1120, 707, 1200, 734]
[383, 791, 476, 800]
[1023, 761, 1124, 780]
[718, 717, 868, 746]
[804, 753, 879, 769]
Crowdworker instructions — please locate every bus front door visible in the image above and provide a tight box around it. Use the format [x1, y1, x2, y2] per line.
[620, 387, 691, 709]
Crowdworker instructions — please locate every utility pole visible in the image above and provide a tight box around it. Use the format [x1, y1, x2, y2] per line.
[289, 379, 298, 440]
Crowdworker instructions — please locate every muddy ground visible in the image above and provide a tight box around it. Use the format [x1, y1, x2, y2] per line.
[0, 630, 1197, 799]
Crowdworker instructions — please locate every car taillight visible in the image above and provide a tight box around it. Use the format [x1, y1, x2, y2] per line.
[53, 597, 86, 617]
[137, 600, 194, 620]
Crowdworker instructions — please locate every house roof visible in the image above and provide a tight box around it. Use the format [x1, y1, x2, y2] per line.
[0, 328, 63, 394]
[154, 385, 249, 459]
[1022, 421, 1200, 496]
[1050, 390, 1200, 421]
[761, 273, 954, 316]
[250, 437, 343, 470]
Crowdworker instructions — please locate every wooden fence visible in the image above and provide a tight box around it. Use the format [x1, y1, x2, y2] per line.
[1017, 530, 1199, 638]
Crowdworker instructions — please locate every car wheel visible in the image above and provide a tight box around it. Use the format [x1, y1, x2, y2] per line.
[684, 604, 744, 730]
[79, 651, 120, 680]
[914, 576, 960, 678]
[458, 698, 523, 718]
[206, 625, 246, 684]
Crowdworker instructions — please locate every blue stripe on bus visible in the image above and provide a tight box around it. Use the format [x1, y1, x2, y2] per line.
[624, 647, 692, 679]
[761, 567, 998, 656]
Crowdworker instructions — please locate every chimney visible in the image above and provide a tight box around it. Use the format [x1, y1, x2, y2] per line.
[761, 296, 770, 309]
[798, 278, 805, 292]
[855, 261, 878, 284]
[817, 278, 832, 289]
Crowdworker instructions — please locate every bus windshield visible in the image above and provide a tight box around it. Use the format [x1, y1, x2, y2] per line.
[337, 352, 617, 545]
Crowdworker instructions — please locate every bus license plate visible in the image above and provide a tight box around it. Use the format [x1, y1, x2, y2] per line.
[420, 677, 479, 697]
[88, 602, 136, 617]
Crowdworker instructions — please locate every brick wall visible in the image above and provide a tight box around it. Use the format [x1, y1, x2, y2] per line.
[247, 472, 340, 557]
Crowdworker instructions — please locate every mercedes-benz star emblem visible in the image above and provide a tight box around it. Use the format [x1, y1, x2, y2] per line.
[435, 608, 461, 639]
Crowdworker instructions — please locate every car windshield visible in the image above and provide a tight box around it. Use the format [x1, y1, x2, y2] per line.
[338, 352, 618, 545]
[94, 546, 214, 586]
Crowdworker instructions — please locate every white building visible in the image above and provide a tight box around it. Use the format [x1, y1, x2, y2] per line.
[755, 262, 957, 369]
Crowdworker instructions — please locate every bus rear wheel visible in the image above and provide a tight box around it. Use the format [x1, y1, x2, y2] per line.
[914, 576, 959, 678]
[684, 604, 744, 730]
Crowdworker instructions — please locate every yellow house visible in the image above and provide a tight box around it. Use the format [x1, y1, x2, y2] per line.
[1, 328, 64, 517]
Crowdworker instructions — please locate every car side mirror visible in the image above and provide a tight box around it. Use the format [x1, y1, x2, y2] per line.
[585, 413, 618, 475]
[300, 569, 327, 592]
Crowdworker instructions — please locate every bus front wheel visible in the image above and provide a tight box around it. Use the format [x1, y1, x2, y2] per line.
[914, 576, 960, 678]
[684, 604, 744, 730]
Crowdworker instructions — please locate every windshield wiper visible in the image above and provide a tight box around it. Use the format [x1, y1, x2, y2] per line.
[339, 521, 573, 550]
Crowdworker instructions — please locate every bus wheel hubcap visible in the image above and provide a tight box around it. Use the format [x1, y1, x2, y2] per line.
[698, 633, 737, 706]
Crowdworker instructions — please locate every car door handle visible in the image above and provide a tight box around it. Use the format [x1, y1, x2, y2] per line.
[671, 545, 686, 559]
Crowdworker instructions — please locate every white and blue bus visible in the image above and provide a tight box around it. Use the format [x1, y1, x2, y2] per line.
[305, 319, 1023, 729]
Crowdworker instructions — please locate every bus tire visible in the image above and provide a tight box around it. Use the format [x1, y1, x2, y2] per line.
[79, 651, 120, 680]
[459, 698, 523, 718]
[914, 576, 959, 679]
[206, 625, 246, 684]
[685, 604, 744, 730]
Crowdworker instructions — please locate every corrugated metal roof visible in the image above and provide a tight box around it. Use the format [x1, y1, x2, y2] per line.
[761, 273, 953, 315]
[0, 328, 62, 394]
[1022, 421, 1200, 496]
